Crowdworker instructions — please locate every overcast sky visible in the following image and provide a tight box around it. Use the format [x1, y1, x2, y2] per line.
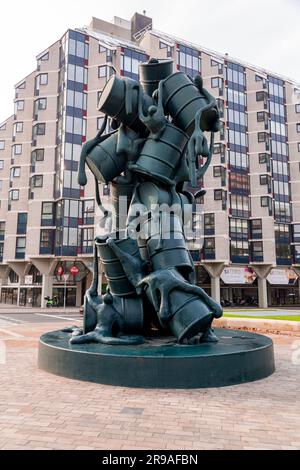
[1, 0, 299, 123]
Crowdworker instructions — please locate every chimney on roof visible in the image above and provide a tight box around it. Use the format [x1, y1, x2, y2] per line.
[131, 11, 152, 41]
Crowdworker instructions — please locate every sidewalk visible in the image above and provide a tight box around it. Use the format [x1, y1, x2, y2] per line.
[0, 320, 299, 450]
[0, 303, 80, 314]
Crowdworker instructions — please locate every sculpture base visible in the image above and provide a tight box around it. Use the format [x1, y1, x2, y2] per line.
[38, 328, 275, 388]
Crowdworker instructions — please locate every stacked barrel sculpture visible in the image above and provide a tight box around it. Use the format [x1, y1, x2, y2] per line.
[73, 58, 223, 346]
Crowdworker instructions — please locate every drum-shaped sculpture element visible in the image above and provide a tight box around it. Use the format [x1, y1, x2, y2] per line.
[130, 123, 188, 185]
[96, 233, 141, 297]
[139, 212, 194, 279]
[85, 132, 127, 184]
[162, 72, 219, 135]
[98, 75, 152, 135]
[139, 58, 173, 97]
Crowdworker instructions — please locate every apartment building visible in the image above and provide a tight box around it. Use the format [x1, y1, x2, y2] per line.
[0, 12, 300, 308]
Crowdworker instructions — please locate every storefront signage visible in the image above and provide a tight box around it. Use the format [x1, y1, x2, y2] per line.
[221, 267, 257, 285]
[70, 266, 79, 276]
[24, 275, 33, 285]
[267, 268, 298, 286]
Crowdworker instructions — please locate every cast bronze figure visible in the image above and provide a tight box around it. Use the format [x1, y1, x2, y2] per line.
[71, 58, 223, 346]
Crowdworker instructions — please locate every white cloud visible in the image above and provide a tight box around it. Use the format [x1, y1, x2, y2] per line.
[1, 0, 299, 123]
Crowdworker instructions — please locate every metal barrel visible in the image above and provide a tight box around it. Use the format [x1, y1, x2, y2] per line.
[139, 59, 174, 97]
[130, 123, 188, 185]
[98, 75, 152, 135]
[95, 233, 139, 296]
[162, 72, 218, 136]
[141, 213, 194, 277]
[115, 296, 144, 334]
[111, 181, 136, 230]
[168, 287, 214, 341]
[85, 132, 127, 184]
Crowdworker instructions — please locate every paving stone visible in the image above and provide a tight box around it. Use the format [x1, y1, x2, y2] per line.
[0, 321, 299, 450]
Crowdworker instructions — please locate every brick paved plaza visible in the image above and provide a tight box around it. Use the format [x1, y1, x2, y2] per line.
[0, 319, 299, 450]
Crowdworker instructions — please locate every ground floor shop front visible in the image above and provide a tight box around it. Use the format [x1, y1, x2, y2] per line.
[1, 259, 300, 308]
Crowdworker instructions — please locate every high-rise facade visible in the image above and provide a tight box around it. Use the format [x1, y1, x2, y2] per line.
[0, 12, 300, 308]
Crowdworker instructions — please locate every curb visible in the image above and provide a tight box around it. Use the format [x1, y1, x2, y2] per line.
[215, 316, 300, 336]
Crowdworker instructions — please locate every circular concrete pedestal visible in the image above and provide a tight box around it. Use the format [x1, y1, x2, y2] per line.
[38, 328, 275, 388]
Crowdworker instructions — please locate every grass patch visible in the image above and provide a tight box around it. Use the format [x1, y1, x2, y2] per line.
[224, 314, 300, 322]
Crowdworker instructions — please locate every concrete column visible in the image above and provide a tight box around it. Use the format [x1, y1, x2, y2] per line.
[41, 274, 53, 308]
[76, 282, 82, 307]
[257, 276, 268, 308]
[16, 285, 21, 306]
[252, 264, 273, 309]
[211, 276, 221, 304]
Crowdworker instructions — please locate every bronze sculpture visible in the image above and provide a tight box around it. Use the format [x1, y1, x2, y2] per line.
[71, 58, 223, 346]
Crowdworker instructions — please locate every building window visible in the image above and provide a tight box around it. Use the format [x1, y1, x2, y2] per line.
[17, 213, 27, 234]
[297, 123, 300, 133]
[83, 200, 94, 225]
[32, 123, 46, 138]
[16, 81, 26, 90]
[15, 237, 26, 259]
[34, 98, 47, 112]
[8, 269, 19, 283]
[213, 166, 222, 177]
[214, 189, 222, 200]
[251, 219, 262, 239]
[251, 241, 263, 262]
[0, 160, 4, 170]
[99, 44, 107, 53]
[0, 221, 5, 240]
[65, 116, 86, 136]
[31, 148, 44, 162]
[0, 123, 6, 131]
[31, 175, 43, 188]
[39, 52, 49, 62]
[256, 91, 265, 101]
[15, 100, 25, 111]
[98, 65, 114, 80]
[255, 75, 263, 82]
[275, 223, 291, 264]
[298, 143, 300, 152]
[82, 228, 94, 254]
[11, 167, 21, 178]
[259, 153, 269, 164]
[204, 213, 215, 236]
[0, 141, 4, 150]
[203, 238, 215, 260]
[13, 122, 23, 133]
[120, 48, 148, 80]
[296, 104, 300, 113]
[35, 73, 48, 88]
[261, 196, 270, 207]
[177, 44, 200, 77]
[257, 111, 266, 122]
[9, 189, 19, 201]
[40, 229, 54, 254]
[213, 143, 222, 154]
[41, 202, 55, 226]
[293, 224, 300, 243]
[12, 144, 22, 156]
[258, 132, 267, 143]
[211, 77, 222, 88]
[260, 175, 269, 185]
